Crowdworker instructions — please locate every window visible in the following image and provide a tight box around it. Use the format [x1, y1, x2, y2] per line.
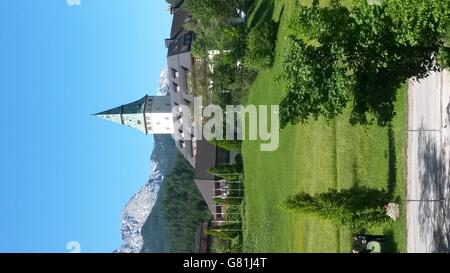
[173, 82, 180, 92]
[179, 140, 185, 148]
[183, 33, 192, 46]
[172, 68, 179, 78]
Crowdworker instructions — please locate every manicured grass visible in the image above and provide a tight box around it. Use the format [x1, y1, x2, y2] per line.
[241, 0, 407, 252]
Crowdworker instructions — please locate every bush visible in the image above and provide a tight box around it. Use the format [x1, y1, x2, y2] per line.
[244, 21, 277, 71]
[279, 0, 450, 127]
[283, 186, 392, 232]
[205, 227, 240, 240]
[208, 164, 242, 176]
[213, 197, 243, 206]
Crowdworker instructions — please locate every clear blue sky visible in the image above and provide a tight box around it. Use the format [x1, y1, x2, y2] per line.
[0, 0, 171, 252]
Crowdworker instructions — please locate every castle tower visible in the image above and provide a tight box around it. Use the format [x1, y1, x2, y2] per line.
[94, 95, 174, 135]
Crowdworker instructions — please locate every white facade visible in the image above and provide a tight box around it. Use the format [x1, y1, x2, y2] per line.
[144, 96, 174, 134]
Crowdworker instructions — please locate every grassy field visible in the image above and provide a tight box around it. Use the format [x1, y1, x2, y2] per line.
[241, 0, 407, 252]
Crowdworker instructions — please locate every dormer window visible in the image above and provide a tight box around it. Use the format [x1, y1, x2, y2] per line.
[172, 68, 179, 78]
[173, 82, 180, 92]
[179, 140, 185, 148]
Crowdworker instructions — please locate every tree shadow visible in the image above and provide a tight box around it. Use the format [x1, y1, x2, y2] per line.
[416, 124, 450, 252]
[273, 4, 285, 42]
[387, 124, 397, 197]
[248, 0, 275, 29]
[381, 229, 398, 253]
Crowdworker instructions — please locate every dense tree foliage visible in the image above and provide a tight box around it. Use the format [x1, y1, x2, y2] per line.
[184, 0, 250, 58]
[244, 21, 277, 71]
[184, 0, 244, 22]
[183, 0, 255, 106]
[160, 154, 211, 252]
[280, 0, 450, 128]
[209, 52, 256, 107]
[284, 186, 392, 232]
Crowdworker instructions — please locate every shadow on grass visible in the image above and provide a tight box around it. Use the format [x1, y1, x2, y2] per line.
[387, 124, 397, 197]
[274, 4, 285, 37]
[248, 0, 275, 29]
[382, 229, 398, 253]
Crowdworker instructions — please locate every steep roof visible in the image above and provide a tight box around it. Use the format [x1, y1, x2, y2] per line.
[194, 139, 217, 181]
[94, 95, 148, 134]
[166, 3, 193, 56]
[194, 179, 217, 217]
[170, 7, 190, 39]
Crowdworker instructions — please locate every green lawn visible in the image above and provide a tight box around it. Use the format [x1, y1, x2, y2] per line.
[241, 0, 407, 252]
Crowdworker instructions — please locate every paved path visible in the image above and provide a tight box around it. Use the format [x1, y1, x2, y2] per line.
[407, 70, 450, 253]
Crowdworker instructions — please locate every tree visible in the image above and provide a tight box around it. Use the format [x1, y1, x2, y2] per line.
[244, 21, 277, 71]
[213, 197, 243, 206]
[209, 138, 242, 151]
[184, 0, 245, 23]
[208, 164, 241, 181]
[208, 52, 253, 107]
[283, 186, 392, 232]
[280, 0, 450, 128]
[208, 164, 242, 175]
[205, 226, 240, 240]
[160, 154, 211, 252]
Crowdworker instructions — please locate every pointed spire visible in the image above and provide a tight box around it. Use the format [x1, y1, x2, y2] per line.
[94, 105, 124, 126]
[94, 96, 149, 134]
